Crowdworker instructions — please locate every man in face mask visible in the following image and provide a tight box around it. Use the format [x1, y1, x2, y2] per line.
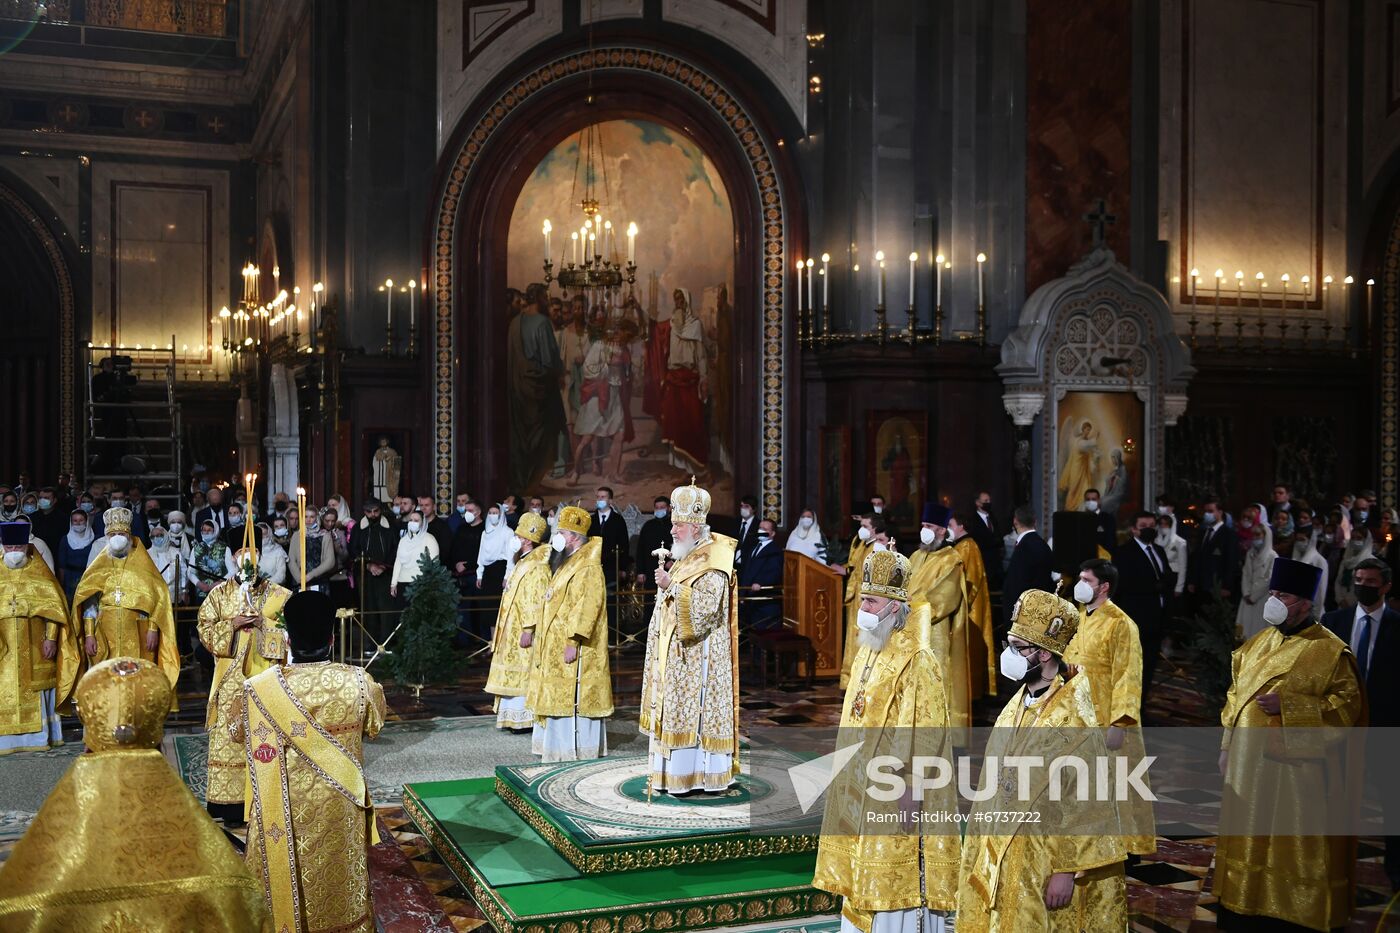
[222, 503, 245, 552]
[69, 507, 180, 697]
[1187, 496, 1236, 609]
[1082, 488, 1117, 551]
[486, 513, 550, 731]
[1353, 489, 1376, 530]
[349, 499, 397, 640]
[909, 503, 973, 732]
[1215, 556, 1363, 931]
[0, 492, 19, 522]
[588, 486, 631, 587]
[1111, 511, 1175, 699]
[30, 486, 65, 557]
[0, 521, 76, 755]
[634, 496, 673, 590]
[833, 513, 884, 687]
[813, 549, 960, 932]
[947, 511, 996, 701]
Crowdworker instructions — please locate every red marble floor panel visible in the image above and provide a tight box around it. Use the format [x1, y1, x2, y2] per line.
[370, 812, 456, 933]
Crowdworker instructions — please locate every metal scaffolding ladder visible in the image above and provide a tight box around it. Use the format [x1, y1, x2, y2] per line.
[83, 341, 184, 511]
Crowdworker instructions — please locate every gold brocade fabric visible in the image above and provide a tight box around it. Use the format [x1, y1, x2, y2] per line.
[197, 580, 290, 806]
[240, 663, 385, 933]
[0, 560, 73, 740]
[957, 674, 1127, 932]
[952, 536, 996, 698]
[70, 540, 180, 705]
[525, 538, 613, 720]
[638, 534, 739, 758]
[485, 546, 550, 699]
[0, 749, 269, 932]
[839, 538, 874, 687]
[812, 604, 961, 914]
[1214, 623, 1364, 931]
[908, 546, 972, 731]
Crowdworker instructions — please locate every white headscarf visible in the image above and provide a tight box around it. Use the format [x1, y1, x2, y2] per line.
[477, 505, 515, 572]
[785, 513, 825, 560]
[331, 494, 353, 528]
[675, 288, 703, 341]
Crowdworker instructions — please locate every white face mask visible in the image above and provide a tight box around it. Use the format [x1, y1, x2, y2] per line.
[487, 513, 501, 527]
[465, 512, 479, 524]
[274, 527, 288, 538]
[1262, 595, 1289, 627]
[1000, 645, 1031, 681]
[740, 506, 753, 520]
[1157, 506, 1170, 516]
[654, 508, 668, 519]
[857, 526, 872, 541]
[407, 520, 422, 534]
[3, 550, 26, 569]
[152, 537, 168, 549]
[871, 541, 889, 552]
[107, 534, 130, 554]
[799, 516, 813, 530]
[169, 522, 184, 535]
[509, 536, 523, 554]
[855, 608, 883, 632]
[1073, 579, 1096, 604]
[1084, 500, 1099, 513]
[391, 505, 401, 516]
[550, 532, 567, 553]
[920, 527, 937, 546]
[596, 499, 608, 512]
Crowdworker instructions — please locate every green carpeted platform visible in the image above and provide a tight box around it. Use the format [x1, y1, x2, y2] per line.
[404, 773, 835, 933]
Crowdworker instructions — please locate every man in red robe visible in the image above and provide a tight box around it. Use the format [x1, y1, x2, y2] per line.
[659, 288, 708, 471]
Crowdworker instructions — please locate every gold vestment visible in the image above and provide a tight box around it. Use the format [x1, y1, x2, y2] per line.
[239, 662, 386, 933]
[952, 534, 996, 697]
[485, 545, 550, 701]
[1214, 622, 1364, 931]
[524, 538, 613, 720]
[839, 537, 874, 687]
[0, 559, 74, 748]
[908, 545, 972, 731]
[812, 603, 961, 928]
[197, 579, 290, 807]
[70, 540, 180, 704]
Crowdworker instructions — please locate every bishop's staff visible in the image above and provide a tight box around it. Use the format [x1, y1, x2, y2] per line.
[645, 543, 672, 803]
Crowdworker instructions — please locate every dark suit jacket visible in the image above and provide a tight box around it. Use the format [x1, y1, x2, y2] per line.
[734, 515, 761, 566]
[425, 516, 454, 567]
[1323, 605, 1400, 727]
[1112, 538, 1175, 633]
[194, 505, 228, 532]
[1188, 523, 1238, 594]
[634, 517, 673, 580]
[1092, 511, 1117, 551]
[969, 511, 1003, 584]
[589, 509, 631, 582]
[738, 538, 783, 628]
[1002, 531, 1053, 626]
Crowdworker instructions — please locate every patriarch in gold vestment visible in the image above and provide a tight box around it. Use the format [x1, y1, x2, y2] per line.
[813, 549, 960, 933]
[197, 547, 290, 823]
[0, 657, 269, 931]
[1214, 557, 1364, 932]
[524, 505, 612, 761]
[70, 507, 179, 704]
[485, 511, 550, 729]
[835, 512, 881, 687]
[908, 503, 973, 733]
[958, 590, 1127, 933]
[235, 590, 386, 933]
[949, 511, 996, 699]
[639, 480, 740, 793]
[0, 522, 75, 754]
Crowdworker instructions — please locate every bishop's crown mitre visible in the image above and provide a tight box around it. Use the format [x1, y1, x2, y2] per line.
[1009, 589, 1080, 656]
[860, 549, 911, 603]
[74, 657, 173, 751]
[671, 478, 712, 524]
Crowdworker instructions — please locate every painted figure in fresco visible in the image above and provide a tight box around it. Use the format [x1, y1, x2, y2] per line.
[1058, 418, 1101, 511]
[659, 288, 709, 473]
[507, 285, 566, 492]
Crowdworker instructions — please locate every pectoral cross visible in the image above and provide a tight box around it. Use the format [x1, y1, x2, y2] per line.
[111, 587, 124, 606]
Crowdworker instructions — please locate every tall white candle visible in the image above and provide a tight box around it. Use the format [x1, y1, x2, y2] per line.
[935, 253, 944, 306]
[627, 222, 637, 263]
[875, 251, 885, 306]
[543, 219, 552, 263]
[908, 252, 917, 306]
[976, 252, 987, 305]
[385, 279, 393, 327]
[795, 259, 805, 312]
[805, 258, 815, 309]
[821, 253, 830, 306]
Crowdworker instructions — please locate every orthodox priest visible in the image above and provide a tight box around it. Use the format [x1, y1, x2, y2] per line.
[197, 547, 290, 824]
[237, 590, 385, 933]
[907, 503, 972, 733]
[958, 590, 1126, 932]
[0, 522, 76, 755]
[639, 479, 739, 794]
[0, 657, 269, 932]
[524, 505, 612, 761]
[948, 510, 996, 699]
[486, 511, 550, 730]
[71, 507, 179, 701]
[1214, 556, 1364, 931]
[812, 549, 960, 933]
[835, 513, 879, 687]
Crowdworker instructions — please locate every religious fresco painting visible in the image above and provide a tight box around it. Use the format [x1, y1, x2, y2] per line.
[865, 411, 927, 534]
[1055, 391, 1143, 517]
[505, 119, 735, 511]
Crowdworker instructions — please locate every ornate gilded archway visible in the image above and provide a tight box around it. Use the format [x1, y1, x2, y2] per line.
[430, 46, 793, 517]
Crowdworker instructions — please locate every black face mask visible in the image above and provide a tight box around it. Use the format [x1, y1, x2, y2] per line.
[1355, 584, 1383, 608]
[1138, 527, 1158, 545]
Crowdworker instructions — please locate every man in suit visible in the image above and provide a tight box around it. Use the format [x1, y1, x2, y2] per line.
[734, 494, 761, 567]
[633, 496, 674, 586]
[1322, 556, 1399, 888]
[738, 518, 783, 630]
[1112, 510, 1175, 698]
[1083, 488, 1117, 551]
[194, 485, 228, 533]
[1001, 506, 1053, 630]
[968, 490, 1003, 587]
[589, 486, 631, 585]
[1187, 497, 1236, 610]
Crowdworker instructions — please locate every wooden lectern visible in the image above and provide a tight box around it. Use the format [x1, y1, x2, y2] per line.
[781, 552, 844, 679]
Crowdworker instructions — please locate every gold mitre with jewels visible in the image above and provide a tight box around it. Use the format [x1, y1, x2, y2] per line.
[517, 511, 549, 544]
[670, 477, 712, 524]
[102, 505, 133, 535]
[557, 505, 592, 536]
[1009, 589, 1080, 656]
[74, 657, 173, 752]
[859, 549, 911, 602]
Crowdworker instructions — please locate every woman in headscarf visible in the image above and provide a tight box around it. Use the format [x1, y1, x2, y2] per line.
[187, 518, 234, 605]
[255, 521, 288, 587]
[784, 507, 827, 562]
[1335, 526, 1376, 609]
[1234, 503, 1264, 564]
[58, 508, 96, 601]
[1270, 508, 1295, 559]
[390, 509, 440, 598]
[1236, 521, 1274, 640]
[473, 503, 515, 635]
[1155, 512, 1189, 597]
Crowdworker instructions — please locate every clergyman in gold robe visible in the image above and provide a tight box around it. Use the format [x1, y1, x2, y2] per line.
[235, 590, 386, 933]
[0, 522, 75, 754]
[524, 505, 612, 761]
[812, 549, 960, 932]
[486, 511, 550, 730]
[908, 503, 973, 733]
[833, 511, 883, 687]
[639, 479, 740, 794]
[1214, 556, 1364, 932]
[958, 590, 1128, 932]
[948, 511, 996, 700]
[70, 507, 180, 702]
[0, 657, 269, 931]
[197, 547, 290, 824]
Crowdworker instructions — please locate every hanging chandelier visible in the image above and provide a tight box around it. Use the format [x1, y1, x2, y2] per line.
[542, 122, 638, 294]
